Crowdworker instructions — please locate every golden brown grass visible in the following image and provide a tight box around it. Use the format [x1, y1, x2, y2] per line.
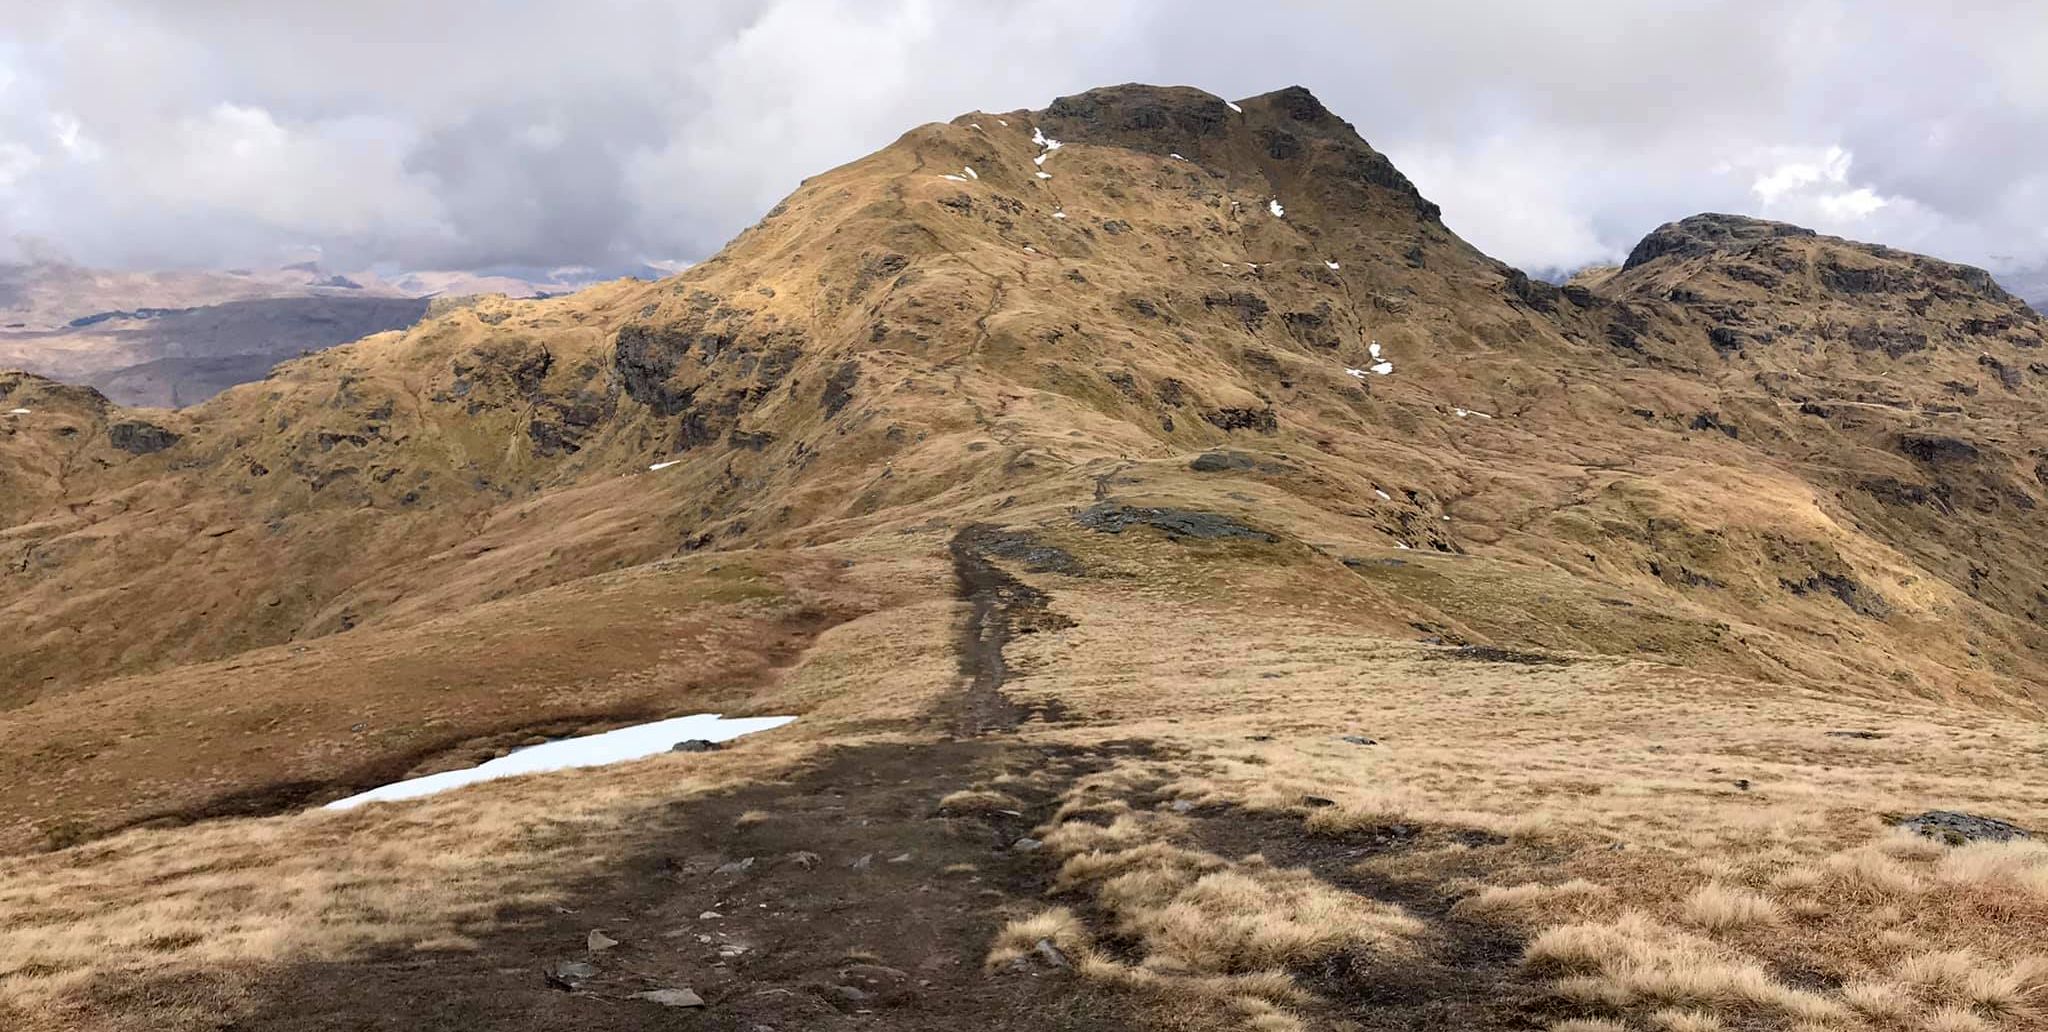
[8, 498, 2048, 1031]
[0, 586, 961, 1031]
[936, 789, 1023, 814]
[1681, 883, 1780, 930]
[987, 566, 2048, 1032]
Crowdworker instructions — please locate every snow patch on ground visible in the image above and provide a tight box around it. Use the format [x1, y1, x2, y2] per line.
[1036, 171, 1052, 179]
[1345, 368, 1367, 379]
[1453, 408, 1493, 419]
[1052, 211, 1067, 219]
[969, 123, 983, 131]
[5, 408, 28, 416]
[326, 714, 797, 810]
[1170, 153, 1186, 161]
[1325, 260, 1341, 270]
[1226, 100, 1243, 113]
[1268, 199, 1285, 218]
[1375, 489, 1393, 501]
[1363, 341, 1394, 375]
[963, 166, 978, 180]
[941, 174, 967, 182]
[1029, 127, 1062, 171]
[648, 460, 681, 471]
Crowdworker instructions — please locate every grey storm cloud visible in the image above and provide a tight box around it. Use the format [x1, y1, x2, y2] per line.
[1, 0, 2044, 288]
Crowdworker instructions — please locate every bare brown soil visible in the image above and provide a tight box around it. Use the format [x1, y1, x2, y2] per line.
[193, 741, 1155, 1032]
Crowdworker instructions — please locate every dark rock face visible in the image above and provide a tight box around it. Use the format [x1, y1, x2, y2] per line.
[1189, 450, 1257, 472]
[1203, 292, 1269, 331]
[1203, 407, 1278, 433]
[108, 420, 180, 455]
[821, 361, 860, 417]
[1040, 84, 1232, 153]
[1781, 571, 1892, 619]
[1622, 213, 1818, 271]
[1979, 354, 2023, 390]
[1502, 268, 1559, 310]
[671, 740, 721, 753]
[1896, 810, 2030, 844]
[1266, 85, 1332, 124]
[1845, 322, 1929, 358]
[1689, 412, 1739, 439]
[614, 323, 696, 416]
[1074, 503, 1277, 542]
[1441, 645, 1569, 666]
[1897, 432, 1980, 465]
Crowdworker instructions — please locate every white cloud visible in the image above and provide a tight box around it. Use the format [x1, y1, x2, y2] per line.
[1819, 187, 1888, 221]
[0, 0, 2040, 278]
[1751, 146, 1852, 205]
[0, 142, 37, 189]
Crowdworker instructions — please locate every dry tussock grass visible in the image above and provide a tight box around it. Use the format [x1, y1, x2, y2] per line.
[989, 777, 1423, 1030]
[1681, 883, 1780, 930]
[936, 788, 1023, 814]
[0, 744, 808, 1017]
[1455, 879, 1614, 922]
[9, 521, 2048, 1030]
[0, 594, 959, 1029]
[1526, 911, 1847, 1022]
[994, 574, 2048, 1031]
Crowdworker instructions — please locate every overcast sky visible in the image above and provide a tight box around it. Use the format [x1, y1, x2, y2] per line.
[2, 0, 2044, 288]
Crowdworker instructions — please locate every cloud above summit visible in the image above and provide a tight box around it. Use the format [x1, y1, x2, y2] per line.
[1, 0, 2043, 287]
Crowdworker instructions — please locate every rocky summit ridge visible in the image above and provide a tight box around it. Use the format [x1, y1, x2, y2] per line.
[3, 84, 2047, 1032]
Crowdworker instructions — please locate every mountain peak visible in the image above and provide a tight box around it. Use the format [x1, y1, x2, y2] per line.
[1616, 212, 2034, 317]
[1621, 213, 1817, 271]
[1028, 82, 1441, 225]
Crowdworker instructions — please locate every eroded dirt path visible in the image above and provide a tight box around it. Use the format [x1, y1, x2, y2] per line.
[944, 525, 1074, 736]
[219, 742, 1154, 1032]
[172, 533, 1140, 1031]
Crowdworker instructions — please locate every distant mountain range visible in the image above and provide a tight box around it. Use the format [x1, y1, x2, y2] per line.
[2004, 267, 2048, 312]
[0, 261, 593, 407]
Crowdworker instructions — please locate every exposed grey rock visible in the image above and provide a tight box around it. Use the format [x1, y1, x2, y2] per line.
[1189, 449, 1257, 472]
[714, 857, 756, 875]
[1034, 937, 1070, 968]
[1826, 730, 1886, 740]
[1075, 502, 1277, 542]
[1011, 837, 1043, 853]
[544, 959, 598, 990]
[108, 419, 181, 454]
[671, 739, 721, 753]
[1340, 735, 1378, 746]
[586, 930, 619, 952]
[1897, 810, 2031, 844]
[630, 988, 706, 1008]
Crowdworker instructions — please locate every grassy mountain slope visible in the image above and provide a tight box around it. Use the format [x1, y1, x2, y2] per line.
[3, 86, 2046, 1032]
